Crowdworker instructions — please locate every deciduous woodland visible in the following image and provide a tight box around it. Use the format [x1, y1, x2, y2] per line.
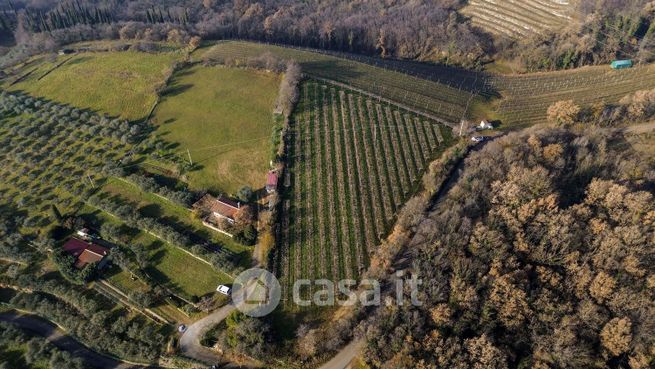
[2, 0, 655, 71]
[0, 1, 655, 368]
[361, 127, 655, 369]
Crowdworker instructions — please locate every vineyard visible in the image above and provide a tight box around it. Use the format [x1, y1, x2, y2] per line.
[200, 41, 484, 124]
[274, 81, 453, 305]
[200, 41, 655, 129]
[461, 0, 574, 39]
[494, 63, 655, 127]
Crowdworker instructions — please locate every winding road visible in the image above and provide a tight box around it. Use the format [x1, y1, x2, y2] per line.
[0, 310, 148, 369]
[179, 302, 236, 365]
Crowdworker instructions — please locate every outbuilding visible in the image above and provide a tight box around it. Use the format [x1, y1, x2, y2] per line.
[266, 171, 279, 194]
[611, 60, 633, 70]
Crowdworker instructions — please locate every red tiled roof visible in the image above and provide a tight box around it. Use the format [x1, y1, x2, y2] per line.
[74, 249, 106, 269]
[211, 196, 240, 220]
[63, 238, 108, 269]
[267, 171, 278, 187]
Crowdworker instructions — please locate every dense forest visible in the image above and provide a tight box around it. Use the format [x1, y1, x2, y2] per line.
[362, 127, 655, 368]
[0, 0, 491, 68]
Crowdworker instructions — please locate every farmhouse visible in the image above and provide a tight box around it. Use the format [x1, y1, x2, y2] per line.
[266, 170, 279, 194]
[193, 194, 242, 236]
[63, 238, 109, 269]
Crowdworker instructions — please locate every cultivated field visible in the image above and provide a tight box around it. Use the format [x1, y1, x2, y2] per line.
[275, 81, 453, 304]
[151, 65, 280, 194]
[200, 41, 655, 129]
[0, 91, 227, 300]
[5, 50, 182, 121]
[200, 41, 480, 124]
[494, 64, 655, 127]
[461, 0, 574, 39]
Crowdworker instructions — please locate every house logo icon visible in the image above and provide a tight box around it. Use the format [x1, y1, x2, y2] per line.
[232, 268, 281, 317]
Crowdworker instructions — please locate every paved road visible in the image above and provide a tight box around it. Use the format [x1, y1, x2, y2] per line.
[179, 302, 236, 365]
[317, 340, 363, 369]
[0, 311, 148, 369]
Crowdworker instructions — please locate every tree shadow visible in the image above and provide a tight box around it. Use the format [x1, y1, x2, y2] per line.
[161, 83, 193, 98]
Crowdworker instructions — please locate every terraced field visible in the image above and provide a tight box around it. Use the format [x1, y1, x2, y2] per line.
[275, 81, 453, 305]
[461, 0, 575, 39]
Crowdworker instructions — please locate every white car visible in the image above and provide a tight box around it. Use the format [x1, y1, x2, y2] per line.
[471, 136, 485, 143]
[216, 285, 231, 296]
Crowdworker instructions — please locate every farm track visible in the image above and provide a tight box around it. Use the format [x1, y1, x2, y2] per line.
[276, 80, 452, 303]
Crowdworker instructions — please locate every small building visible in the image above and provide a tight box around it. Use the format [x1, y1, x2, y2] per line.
[266, 171, 279, 194]
[58, 49, 75, 56]
[210, 196, 241, 224]
[76, 228, 92, 240]
[62, 238, 109, 269]
[193, 194, 242, 237]
[478, 120, 494, 130]
[611, 59, 633, 70]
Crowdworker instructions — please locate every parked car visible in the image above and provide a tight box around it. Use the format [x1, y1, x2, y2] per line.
[471, 136, 485, 143]
[217, 285, 231, 295]
[178, 324, 187, 333]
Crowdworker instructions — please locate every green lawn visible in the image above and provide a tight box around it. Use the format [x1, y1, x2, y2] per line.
[7, 50, 182, 121]
[101, 177, 248, 256]
[81, 203, 228, 299]
[151, 65, 280, 194]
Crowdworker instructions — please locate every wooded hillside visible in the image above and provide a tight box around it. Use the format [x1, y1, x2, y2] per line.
[364, 127, 655, 369]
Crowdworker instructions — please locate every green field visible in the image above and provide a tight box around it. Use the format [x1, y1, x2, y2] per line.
[201, 41, 655, 129]
[101, 177, 247, 256]
[151, 65, 280, 194]
[200, 41, 477, 124]
[276, 80, 453, 305]
[6, 50, 182, 121]
[84, 202, 228, 299]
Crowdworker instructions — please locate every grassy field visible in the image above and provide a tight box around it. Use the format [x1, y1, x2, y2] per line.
[202, 41, 655, 129]
[151, 65, 280, 194]
[199, 41, 479, 124]
[101, 177, 247, 257]
[84, 202, 228, 299]
[276, 80, 453, 305]
[6, 50, 182, 121]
